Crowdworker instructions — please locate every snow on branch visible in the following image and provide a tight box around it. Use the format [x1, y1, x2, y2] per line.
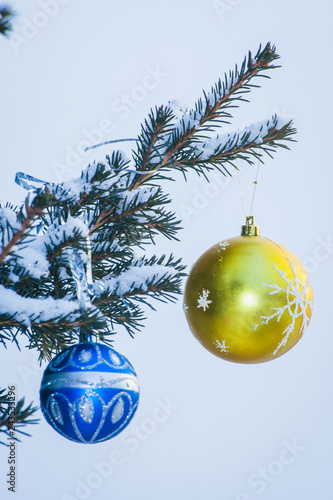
[7, 216, 89, 280]
[0, 285, 80, 327]
[46, 162, 117, 204]
[173, 114, 296, 172]
[0, 206, 21, 249]
[93, 263, 179, 298]
[0, 204, 44, 265]
[192, 115, 291, 159]
[129, 44, 293, 189]
[115, 186, 160, 214]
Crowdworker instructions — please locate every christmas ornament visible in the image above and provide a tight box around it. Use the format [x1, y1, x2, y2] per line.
[40, 342, 139, 443]
[183, 217, 313, 364]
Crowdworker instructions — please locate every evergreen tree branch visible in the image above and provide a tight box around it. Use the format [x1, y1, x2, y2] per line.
[92, 254, 185, 336]
[134, 106, 174, 171]
[0, 389, 39, 445]
[0, 41, 296, 354]
[0, 204, 44, 264]
[0, 41, 297, 442]
[131, 42, 281, 188]
[172, 116, 296, 173]
[0, 315, 108, 361]
[129, 106, 175, 189]
[91, 188, 181, 247]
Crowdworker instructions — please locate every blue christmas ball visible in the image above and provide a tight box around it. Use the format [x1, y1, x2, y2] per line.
[39, 342, 139, 444]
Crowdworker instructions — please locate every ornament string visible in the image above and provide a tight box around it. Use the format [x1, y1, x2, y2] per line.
[85, 138, 137, 152]
[15, 172, 51, 193]
[250, 159, 261, 216]
[236, 170, 247, 217]
[67, 247, 92, 311]
[16, 173, 94, 306]
[235, 148, 247, 218]
[85, 138, 163, 173]
[84, 215, 101, 342]
[15, 145, 163, 345]
[66, 220, 98, 343]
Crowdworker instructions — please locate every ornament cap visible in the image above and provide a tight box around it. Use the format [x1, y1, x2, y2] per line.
[241, 216, 260, 236]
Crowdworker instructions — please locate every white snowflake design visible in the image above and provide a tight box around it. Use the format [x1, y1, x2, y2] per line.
[214, 339, 229, 354]
[197, 289, 212, 311]
[260, 257, 313, 355]
[219, 241, 230, 250]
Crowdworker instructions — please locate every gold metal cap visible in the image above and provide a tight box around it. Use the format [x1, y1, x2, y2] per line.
[241, 216, 260, 236]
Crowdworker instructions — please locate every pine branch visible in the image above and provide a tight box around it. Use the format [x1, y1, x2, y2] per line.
[0, 41, 296, 356]
[0, 283, 110, 359]
[0, 203, 44, 264]
[131, 42, 282, 187]
[130, 106, 175, 189]
[92, 254, 185, 336]
[91, 239, 133, 274]
[0, 389, 39, 445]
[91, 187, 181, 248]
[0, 5, 14, 38]
[0, 315, 108, 361]
[172, 116, 296, 174]
[90, 295, 144, 338]
[26, 309, 109, 360]
[68, 158, 126, 215]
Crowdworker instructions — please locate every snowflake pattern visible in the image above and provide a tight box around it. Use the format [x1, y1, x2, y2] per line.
[197, 289, 212, 311]
[260, 257, 313, 355]
[219, 241, 230, 250]
[214, 339, 229, 354]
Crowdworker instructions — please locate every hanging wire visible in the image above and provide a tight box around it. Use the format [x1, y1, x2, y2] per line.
[84, 137, 163, 173]
[85, 138, 137, 152]
[84, 213, 99, 343]
[250, 158, 261, 215]
[235, 148, 261, 218]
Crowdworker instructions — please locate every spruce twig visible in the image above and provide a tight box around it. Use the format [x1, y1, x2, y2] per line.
[0, 389, 39, 445]
[0, 5, 14, 38]
[0, 42, 296, 438]
[131, 42, 283, 188]
[0, 204, 44, 264]
[0, 42, 296, 358]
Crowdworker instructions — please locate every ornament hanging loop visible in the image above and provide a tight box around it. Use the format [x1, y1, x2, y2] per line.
[235, 148, 247, 219]
[234, 147, 261, 222]
[66, 217, 98, 343]
[241, 216, 260, 236]
[250, 159, 261, 216]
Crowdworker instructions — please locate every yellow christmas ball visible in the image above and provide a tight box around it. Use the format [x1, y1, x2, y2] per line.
[183, 217, 313, 364]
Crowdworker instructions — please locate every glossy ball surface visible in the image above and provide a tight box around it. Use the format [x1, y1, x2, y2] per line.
[184, 236, 313, 363]
[40, 342, 139, 443]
